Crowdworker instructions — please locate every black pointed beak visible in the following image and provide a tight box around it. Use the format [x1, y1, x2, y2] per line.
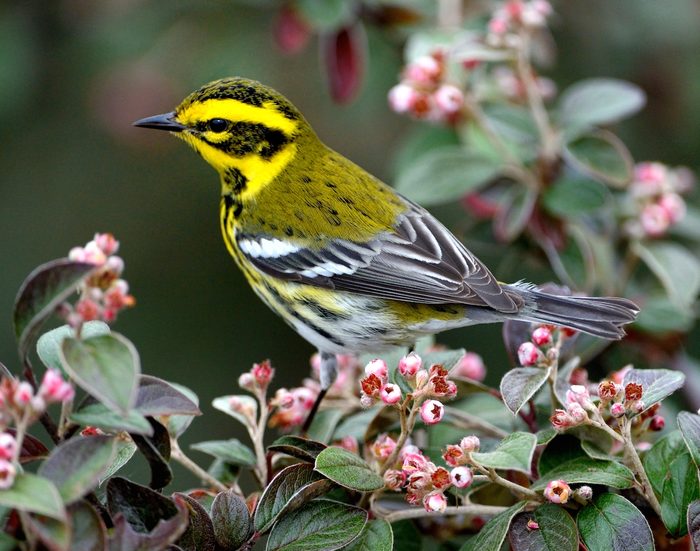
[133, 112, 185, 132]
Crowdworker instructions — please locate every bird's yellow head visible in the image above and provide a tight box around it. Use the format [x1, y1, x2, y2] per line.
[134, 77, 314, 199]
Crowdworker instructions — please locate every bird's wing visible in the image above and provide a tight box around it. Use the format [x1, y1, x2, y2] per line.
[237, 202, 520, 313]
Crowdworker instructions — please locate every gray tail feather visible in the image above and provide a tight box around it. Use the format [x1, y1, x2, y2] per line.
[509, 286, 639, 340]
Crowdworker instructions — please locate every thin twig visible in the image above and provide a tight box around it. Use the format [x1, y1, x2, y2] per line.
[472, 463, 541, 501]
[377, 503, 509, 523]
[170, 438, 228, 493]
[621, 419, 663, 517]
[378, 397, 423, 476]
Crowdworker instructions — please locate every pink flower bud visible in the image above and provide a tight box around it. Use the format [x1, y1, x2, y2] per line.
[640, 203, 671, 238]
[238, 373, 255, 391]
[13, 382, 34, 407]
[388, 83, 419, 114]
[543, 479, 571, 504]
[82, 241, 108, 265]
[454, 352, 486, 381]
[527, 519, 539, 530]
[550, 409, 573, 430]
[75, 299, 101, 322]
[443, 444, 466, 466]
[423, 491, 447, 513]
[566, 385, 593, 410]
[488, 16, 509, 35]
[380, 384, 402, 405]
[649, 415, 665, 431]
[337, 436, 358, 453]
[658, 193, 686, 224]
[420, 399, 444, 425]
[94, 233, 119, 256]
[415, 369, 429, 389]
[631, 400, 645, 413]
[39, 369, 74, 403]
[0, 434, 17, 461]
[532, 0, 552, 15]
[576, 485, 593, 501]
[450, 466, 473, 488]
[398, 353, 422, 378]
[383, 469, 406, 491]
[460, 435, 481, 452]
[433, 84, 464, 115]
[364, 359, 388, 381]
[252, 360, 274, 387]
[0, 459, 17, 490]
[372, 434, 397, 459]
[566, 403, 588, 425]
[610, 402, 626, 418]
[518, 342, 543, 366]
[105, 256, 125, 277]
[360, 394, 375, 408]
[635, 162, 667, 186]
[399, 444, 421, 460]
[531, 326, 553, 346]
[403, 55, 442, 86]
[68, 247, 87, 262]
[402, 452, 428, 473]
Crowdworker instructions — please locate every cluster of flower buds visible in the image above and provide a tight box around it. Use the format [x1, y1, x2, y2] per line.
[452, 351, 487, 381]
[0, 432, 18, 489]
[238, 360, 275, 395]
[0, 370, 75, 427]
[64, 233, 135, 327]
[487, 0, 553, 47]
[491, 66, 557, 103]
[626, 162, 693, 239]
[388, 52, 465, 124]
[550, 384, 595, 430]
[518, 324, 574, 367]
[359, 358, 402, 408]
[268, 385, 316, 430]
[598, 379, 655, 424]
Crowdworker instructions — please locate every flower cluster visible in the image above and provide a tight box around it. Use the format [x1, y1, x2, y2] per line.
[517, 324, 573, 367]
[550, 383, 595, 430]
[487, 0, 553, 46]
[238, 360, 275, 394]
[625, 162, 693, 239]
[452, 351, 487, 381]
[65, 233, 135, 328]
[388, 52, 465, 124]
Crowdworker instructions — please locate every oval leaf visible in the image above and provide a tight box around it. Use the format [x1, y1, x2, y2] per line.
[107, 477, 179, 533]
[322, 24, 366, 104]
[0, 473, 66, 520]
[460, 501, 527, 551]
[500, 367, 551, 415]
[212, 395, 257, 429]
[688, 499, 700, 551]
[307, 408, 344, 444]
[37, 321, 110, 372]
[211, 489, 252, 551]
[314, 447, 383, 492]
[643, 430, 686, 497]
[166, 382, 200, 438]
[254, 462, 334, 533]
[173, 492, 216, 551]
[563, 131, 633, 188]
[660, 450, 700, 537]
[266, 499, 367, 551]
[135, 375, 200, 417]
[558, 78, 646, 135]
[70, 402, 153, 436]
[69, 500, 107, 551]
[13, 259, 96, 362]
[100, 438, 138, 485]
[191, 439, 256, 468]
[470, 432, 537, 474]
[60, 333, 140, 415]
[395, 146, 501, 207]
[542, 177, 609, 217]
[622, 368, 686, 416]
[532, 457, 634, 490]
[679, 411, 700, 469]
[494, 186, 537, 242]
[38, 435, 117, 504]
[509, 505, 578, 551]
[341, 518, 393, 551]
[577, 493, 653, 551]
[268, 435, 327, 462]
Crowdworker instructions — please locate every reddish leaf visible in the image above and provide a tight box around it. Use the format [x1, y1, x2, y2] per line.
[7, 429, 50, 463]
[322, 23, 367, 104]
[274, 5, 311, 54]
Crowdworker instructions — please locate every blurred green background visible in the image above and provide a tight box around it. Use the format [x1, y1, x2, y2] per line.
[1, 0, 699, 481]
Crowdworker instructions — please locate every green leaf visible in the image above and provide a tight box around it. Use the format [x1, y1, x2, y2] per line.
[563, 131, 633, 188]
[679, 411, 700, 471]
[390, 520, 421, 551]
[22, 513, 70, 551]
[333, 408, 383, 441]
[211, 489, 252, 551]
[660, 450, 700, 537]
[307, 408, 344, 444]
[460, 501, 526, 551]
[13, 259, 96, 362]
[69, 500, 107, 551]
[577, 493, 653, 551]
[166, 382, 200, 437]
[395, 146, 501, 207]
[341, 518, 393, 551]
[392, 125, 459, 175]
[471, 432, 536, 474]
[268, 436, 327, 462]
[314, 447, 383, 492]
[508, 505, 578, 551]
[135, 375, 200, 417]
[296, 0, 353, 31]
[100, 438, 137, 484]
[482, 103, 539, 162]
[37, 321, 110, 372]
[254, 463, 334, 534]
[643, 431, 686, 497]
[266, 499, 367, 551]
[70, 402, 153, 435]
[0, 473, 65, 520]
[542, 177, 609, 217]
[130, 418, 172, 490]
[622, 368, 685, 416]
[558, 78, 646, 136]
[60, 333, 140, 415]
[635, 295, 695, 334]
[538, 435, 586, 477]
[500, 367, 551, 415]
[191, 439, 256, 468]
[536, 428, 558, 446]
[493, 186, 537, 242]
[212, 394, 257, 429]
[533, 457, 634, 490]
[172, 492, 216, 551]
[38, 435, 117, 504]
[633, 241, 700, 311]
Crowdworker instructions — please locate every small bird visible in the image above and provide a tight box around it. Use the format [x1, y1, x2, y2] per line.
[135, 77, 637, 410]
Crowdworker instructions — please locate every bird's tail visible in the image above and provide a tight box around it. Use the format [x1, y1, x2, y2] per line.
[508, 284, 639, 339]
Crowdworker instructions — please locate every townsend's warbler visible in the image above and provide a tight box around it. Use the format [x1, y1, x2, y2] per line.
[135, 77, 638, 391]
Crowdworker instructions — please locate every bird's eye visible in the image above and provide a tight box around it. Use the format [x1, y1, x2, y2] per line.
[207, 118, 229, 133]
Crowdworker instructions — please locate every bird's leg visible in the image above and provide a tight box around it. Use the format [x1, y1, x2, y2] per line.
[302, 351, 337, 434]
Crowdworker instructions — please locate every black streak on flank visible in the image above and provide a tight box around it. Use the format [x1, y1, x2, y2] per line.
[223, 194, 243, 218]
[224, 167, 248, 194]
